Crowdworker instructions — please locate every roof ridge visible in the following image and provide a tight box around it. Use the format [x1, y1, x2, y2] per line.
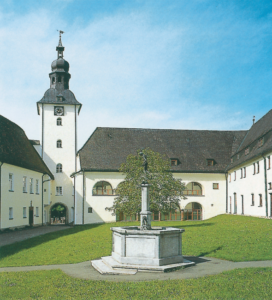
[95, 126, 248, 133]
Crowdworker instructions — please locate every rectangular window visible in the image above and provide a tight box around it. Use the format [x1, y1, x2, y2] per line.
[36, 179, 39, 194]
[88, 207, 93, 213]
[251, 194, 254, 206]
[9, 207, 13, 219]
[241, 195, 244, 214]
[72, 185, 75, 196]
[213, 183, 219, 189]
[253, 163, 256, 175]
[269, 182, 272, 190]
[234, 171, 236, 181]
[30, 178, 34, 194]
[56, 186, 63, 196]
[9, 173, 14, 191]
[259, 194, 263, 207]
[36, 207, 39, 217]
[23, 207, 27, 218]
[240, 168, 243, 179]
[257, 161, 260, 174]
[268, 156, 271, 170]
[23, 176, 27, 193]
[244, 167, 246, 178]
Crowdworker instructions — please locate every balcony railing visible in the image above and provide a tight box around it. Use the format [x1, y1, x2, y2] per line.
[183, 190, 202, 196]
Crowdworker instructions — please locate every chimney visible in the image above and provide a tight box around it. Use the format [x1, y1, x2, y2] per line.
[253, 116, 255, 125]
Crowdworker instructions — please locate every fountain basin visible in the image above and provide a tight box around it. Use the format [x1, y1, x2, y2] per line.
[111, 226, 184, 266]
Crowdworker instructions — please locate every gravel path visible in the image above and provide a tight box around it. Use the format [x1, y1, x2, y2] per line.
[1, 256, 272, 282]
[0, 225, 71, 247]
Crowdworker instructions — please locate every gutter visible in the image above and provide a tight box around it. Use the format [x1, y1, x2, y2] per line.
[225, 172, 228, 213]
[0, 162, 3, 229]
[262, 155, 268, 217]
[42, 175, 53, 226]
[82, 170, 85, 225]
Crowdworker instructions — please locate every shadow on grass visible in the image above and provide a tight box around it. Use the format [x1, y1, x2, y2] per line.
[0, 223, 104, 262]
[183, 256, 211, 264]
[197, 246, 223, 257]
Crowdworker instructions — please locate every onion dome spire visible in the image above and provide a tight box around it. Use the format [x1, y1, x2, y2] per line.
[49, 31, 71, 90]
[56, 30, 65, 59]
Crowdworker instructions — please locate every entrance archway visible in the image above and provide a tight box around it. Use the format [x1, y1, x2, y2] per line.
[50, 203, 68, 225]
[183, 202, 202, 220]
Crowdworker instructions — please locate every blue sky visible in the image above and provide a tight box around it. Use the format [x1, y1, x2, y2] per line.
[1, 0, 272, 148]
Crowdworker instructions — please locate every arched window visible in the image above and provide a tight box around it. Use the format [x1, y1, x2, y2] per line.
[56, 163, 62, 173]
[92, 181, 114, 196]
[57, 140, 62, 148]
[58, 76, 61, 83]
[184, 182, 202, 196]
[57, 118, 62, 126]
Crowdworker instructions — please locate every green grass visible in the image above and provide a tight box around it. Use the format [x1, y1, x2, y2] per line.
[0, 214, 272, 267]
[1, 267, 272, 299]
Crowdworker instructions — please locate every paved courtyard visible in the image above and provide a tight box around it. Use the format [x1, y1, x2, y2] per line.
[0, 225, 71, 247]
[1, 225, 272, 282]
[1, 256, 272, 282]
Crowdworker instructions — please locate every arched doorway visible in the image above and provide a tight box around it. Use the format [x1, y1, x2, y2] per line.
[183, 202, 202, 220]
[50, 203, 68, 225]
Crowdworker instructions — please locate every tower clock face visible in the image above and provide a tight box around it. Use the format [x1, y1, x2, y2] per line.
[54, 106, 64, 116]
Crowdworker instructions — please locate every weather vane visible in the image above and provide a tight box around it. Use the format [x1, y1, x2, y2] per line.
[57, 30, 65, 39]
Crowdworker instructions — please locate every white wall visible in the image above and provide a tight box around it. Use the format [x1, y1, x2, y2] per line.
[228, 153, 272, 217]
[74, 171, 227, 224]
[1, 163, 44, 229]
[175, 173, 227, 220]
[38, 104, 79, 223]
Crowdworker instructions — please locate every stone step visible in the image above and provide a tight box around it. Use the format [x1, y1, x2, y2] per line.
[91, 259, 137, 275]
[101, 256, 195, 272]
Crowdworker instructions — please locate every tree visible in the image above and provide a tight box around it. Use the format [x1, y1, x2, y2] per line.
[106, 148, 186, 216]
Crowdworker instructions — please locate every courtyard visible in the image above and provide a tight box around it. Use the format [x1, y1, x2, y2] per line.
[0, 214, 272, 299]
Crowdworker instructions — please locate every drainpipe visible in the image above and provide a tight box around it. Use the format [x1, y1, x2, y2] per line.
[82, 170, 85, 225]
[42, 175, 52, 226]
[0, 162, 3, 229]
[225, 172, 228, 213]
[262, 155, 268, 217]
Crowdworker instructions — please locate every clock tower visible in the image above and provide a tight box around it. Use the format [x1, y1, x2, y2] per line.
[37, 33, 82, 224]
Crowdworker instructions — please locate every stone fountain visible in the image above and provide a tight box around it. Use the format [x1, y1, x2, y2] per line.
[92, 153, 194, 274]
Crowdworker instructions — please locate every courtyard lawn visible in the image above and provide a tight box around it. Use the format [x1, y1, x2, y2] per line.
[0, 214, 272, 267]
[1, 267, 272, 299]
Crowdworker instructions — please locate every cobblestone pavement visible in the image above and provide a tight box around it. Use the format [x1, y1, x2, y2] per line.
[1, 256, 272, 282]
[0, 225, 71, 247]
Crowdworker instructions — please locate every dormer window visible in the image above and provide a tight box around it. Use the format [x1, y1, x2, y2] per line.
[56, 95, 64, 102]
[245, 148, 249, 155]
[207, 159, 216, 166]
[258, 138, 264, 148]
[170, 159, 180, 166]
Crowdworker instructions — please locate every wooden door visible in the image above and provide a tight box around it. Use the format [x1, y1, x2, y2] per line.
[29, 207, 34, 226]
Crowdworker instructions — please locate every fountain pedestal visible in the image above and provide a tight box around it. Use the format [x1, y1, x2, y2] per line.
[92, 171, 194, 274]
[111, 226, 184, 266]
